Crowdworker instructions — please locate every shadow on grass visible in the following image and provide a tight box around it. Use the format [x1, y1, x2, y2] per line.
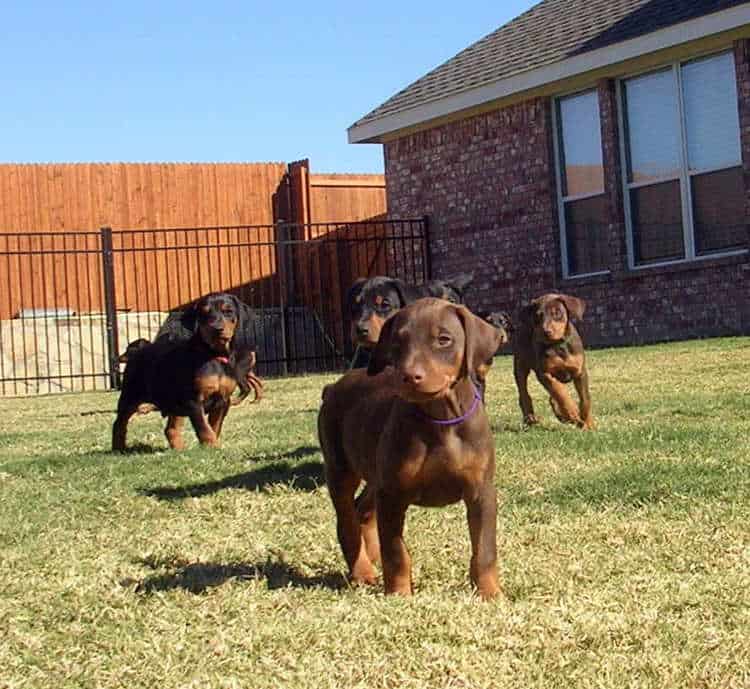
[492, 422, 561, 434]
[512, 459, 744, 511]
[139, 456, 325, 501]
[56, 409, 115, 418]
[112, 443, 165, 456]
[123, 555, 346, 593]
[242, 445, 320, 463]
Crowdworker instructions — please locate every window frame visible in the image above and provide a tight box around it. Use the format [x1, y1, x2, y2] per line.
[617, 50, 747, 270]
[552, 87, 611, 280]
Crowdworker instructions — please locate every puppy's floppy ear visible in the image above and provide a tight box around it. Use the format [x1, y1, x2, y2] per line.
[558, 294, 586, 321]
[228, 294, 242, 313]
[346, 278, 367, 309]
[516, 301, 537, 327]
[229, 294, 254, 326]
[367, 315, 397, 376]
[389, 278, 419, 307]
[454, 305, 504, 379]
[180, 300, 199, 333]
[228, 294, 257, 348]
[445, 271, 474, 299]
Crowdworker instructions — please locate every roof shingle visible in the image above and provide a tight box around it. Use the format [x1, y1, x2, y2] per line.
[353, 0, 749, 129]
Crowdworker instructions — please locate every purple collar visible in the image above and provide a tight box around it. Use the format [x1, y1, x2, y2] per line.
[416, 382, 482, 426]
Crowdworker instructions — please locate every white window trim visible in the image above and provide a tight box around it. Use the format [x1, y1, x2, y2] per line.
[552, 90, 611, 280]
[617, 51, 748, 270]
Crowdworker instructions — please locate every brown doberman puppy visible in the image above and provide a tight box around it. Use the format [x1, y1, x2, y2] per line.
[512, 293, 593, 430]
[318, 298, 504, 598]
[112, 293, 262, 452]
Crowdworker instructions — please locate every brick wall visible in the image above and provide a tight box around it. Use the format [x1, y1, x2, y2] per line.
[384, 41, 750, 346]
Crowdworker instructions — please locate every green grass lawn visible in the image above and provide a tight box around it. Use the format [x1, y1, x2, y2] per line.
[1, 337, 749, 689]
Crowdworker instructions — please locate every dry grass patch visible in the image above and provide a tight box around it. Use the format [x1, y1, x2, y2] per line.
[1, 337, 749, 688]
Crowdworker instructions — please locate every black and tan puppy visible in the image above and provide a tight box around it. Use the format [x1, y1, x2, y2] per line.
[118, 338, 151, 366]
[318, 298, 503, 598]
[478, 310, 512, 336]
[117, 338, 156, 415]
[512, 293, 593, 430]
[346, 273, 474, 353]
[112, 293, 261, 451]
[153, 292, 263, 403]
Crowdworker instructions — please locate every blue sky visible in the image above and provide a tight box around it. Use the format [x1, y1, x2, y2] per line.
[2, 1, 537, 173]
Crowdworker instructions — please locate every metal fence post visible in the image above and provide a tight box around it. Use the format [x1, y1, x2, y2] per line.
[100, 226, 120, 390]
[422, 215, 433, 280]
[275, 221, 289, 376]
[335, 235, 351, 362]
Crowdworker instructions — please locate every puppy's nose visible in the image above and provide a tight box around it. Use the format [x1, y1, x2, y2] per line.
[402, 368, 425, 386]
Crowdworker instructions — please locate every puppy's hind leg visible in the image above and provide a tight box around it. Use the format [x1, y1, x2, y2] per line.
[513, 358, 538, 426]
[112, 399, 138, 452]
[574, 367, 594, 430]
[319, 415, 377, 585]
[355, 484, 380, 566]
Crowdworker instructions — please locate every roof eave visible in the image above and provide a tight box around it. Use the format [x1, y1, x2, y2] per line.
[348, 3, 750, 144]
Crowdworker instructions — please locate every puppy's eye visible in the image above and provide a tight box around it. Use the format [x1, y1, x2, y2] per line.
[437, 334, 452, 347]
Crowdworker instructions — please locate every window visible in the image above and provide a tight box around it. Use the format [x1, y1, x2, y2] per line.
[555, 90, 609, 277]
[621, 52, 745, 267]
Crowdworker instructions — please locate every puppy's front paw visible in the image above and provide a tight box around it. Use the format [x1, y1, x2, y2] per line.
[350, 562, 378, 587]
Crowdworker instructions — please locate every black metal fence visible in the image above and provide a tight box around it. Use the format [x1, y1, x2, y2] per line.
[0, 218, 429, 396]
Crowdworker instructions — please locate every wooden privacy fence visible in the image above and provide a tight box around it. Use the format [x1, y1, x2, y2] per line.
[0, 162, 288, 231]
[0, 160, 386, 233]
[0, 160, 388, 321]
[285, 160, 386, 226]
[0, 219, 430, 395]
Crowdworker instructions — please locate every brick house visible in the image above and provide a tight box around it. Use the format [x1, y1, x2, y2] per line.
[349, 0, 750, 345]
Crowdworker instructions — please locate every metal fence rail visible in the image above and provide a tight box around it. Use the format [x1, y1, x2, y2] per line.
[0, 218, 429, 396]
